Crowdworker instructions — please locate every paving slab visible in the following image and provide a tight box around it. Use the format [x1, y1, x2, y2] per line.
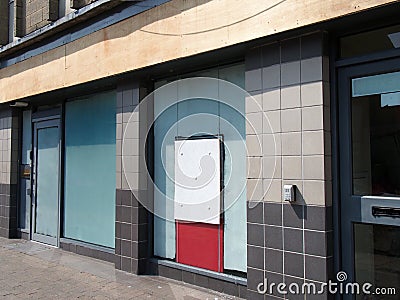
[0, 238, 242, 300]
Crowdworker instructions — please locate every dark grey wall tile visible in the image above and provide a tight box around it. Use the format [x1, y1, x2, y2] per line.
[264, 202, 282, 226]
[117, 205, 131, 223]
[131, 258, 147, 274]
[132, 223, 148, 242]
[305, 255, 329, 282]
[116, 190, 122, 205]
[248, 223, 264, 247]
[326, 231, 333, 257]
[121, 257, 132, 273]
[247, 267, 264, 292]
[248, 201, 264, 223]
[132, 207, 148, 225]
[326, 206, 333, 230]
[209, 279, 240, 296]
[284, 228, 303, 253]
[281, 38, 300, 62]
[120, 222, 131, 240]
[283, 204, 303, 228]
[304, 205, 327, 231]
[182, 270, 195, 284]
[265, 225, 283, 250]
[301, 32, 324, 59]
[239, 285, 248, 299]
[265, 295, 284, 300]
[284, 252, 304, 278]
[115, 222, 121, 238]
[208, 277, 225, 293]
[120, 190, 132, 206]
[305, 284, 333, 300]
[265, 248, 283, 273]
[262, 43, 280, 67]
[247, 290, 265, 300]
[284, 275, 306, 300]
[115, 238, 121, 255]
[194, 274, 209, 289]
[264, 271, 284, 298]
[96, 250, 115, 263]
[304, 230, 327, 256]
[147, 261, 159, 275]
[131, 241, 147, 259]
[120, 239, 131, 257]
[246, 47, 262, 71]
[158, 265, 182, 281]
[115, 255, 121, 269]
[248, 245, 264, 269]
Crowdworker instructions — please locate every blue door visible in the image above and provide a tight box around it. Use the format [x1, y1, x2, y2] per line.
[32, 118, 61, 246]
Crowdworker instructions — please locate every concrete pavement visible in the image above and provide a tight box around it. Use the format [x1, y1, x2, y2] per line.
[0, 238, 241, 299]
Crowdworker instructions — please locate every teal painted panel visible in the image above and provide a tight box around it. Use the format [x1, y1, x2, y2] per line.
[352, 71, 400, 97]
[64, 91, 116, 248]
[36, 126, 59, 237]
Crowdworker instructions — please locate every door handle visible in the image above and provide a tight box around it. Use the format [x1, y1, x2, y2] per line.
[372, 206, 400, 218]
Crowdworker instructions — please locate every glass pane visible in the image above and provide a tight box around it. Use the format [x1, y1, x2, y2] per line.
[153, 64, 247, 272]
[64, 92, 116, 248]
[35, 126, 59, 237]
[340, 24, 400, 58]
[354, 223, 400, 299]
[352, 71, 400, 97]
[352, 74, 400, 196]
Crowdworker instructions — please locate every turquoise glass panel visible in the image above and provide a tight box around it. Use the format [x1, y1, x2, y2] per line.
[36, 126, 59, 237]
[64, 91, 116, 248]
[154, 104, 177, 259]
[352, 71, 400, 97]
[219, 64, 247, 273]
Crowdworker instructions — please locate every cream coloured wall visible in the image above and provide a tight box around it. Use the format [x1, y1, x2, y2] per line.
[0, 0, 397, 103]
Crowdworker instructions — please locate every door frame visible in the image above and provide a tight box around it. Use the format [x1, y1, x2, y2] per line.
[31, 113, 61, 246]
[337, 56, 400, 286]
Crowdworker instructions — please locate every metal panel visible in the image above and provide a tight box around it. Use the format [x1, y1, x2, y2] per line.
[174, 137, 222, 224]
[31, 118, 61, 246]
[361, 196, 400, 226]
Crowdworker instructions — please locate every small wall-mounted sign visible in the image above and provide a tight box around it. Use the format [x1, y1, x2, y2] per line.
[21, 164, 31, 179]
[283, 184, 296, 202]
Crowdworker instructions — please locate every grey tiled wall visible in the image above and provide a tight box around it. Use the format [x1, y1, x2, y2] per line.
[245, 32, 333, 300]
[0, 108, 19, 238]
[115, 80, 150, 274]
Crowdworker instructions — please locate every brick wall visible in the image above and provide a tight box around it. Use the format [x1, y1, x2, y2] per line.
[24, 0, 58, 35]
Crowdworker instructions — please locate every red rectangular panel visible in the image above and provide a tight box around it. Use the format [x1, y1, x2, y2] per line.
[176, 221, 223, 272]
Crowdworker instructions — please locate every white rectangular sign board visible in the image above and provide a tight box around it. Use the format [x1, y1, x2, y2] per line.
[174, 138, 221, 224]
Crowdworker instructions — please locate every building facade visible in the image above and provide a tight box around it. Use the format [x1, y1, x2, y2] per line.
[0, 0, 400, 299]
